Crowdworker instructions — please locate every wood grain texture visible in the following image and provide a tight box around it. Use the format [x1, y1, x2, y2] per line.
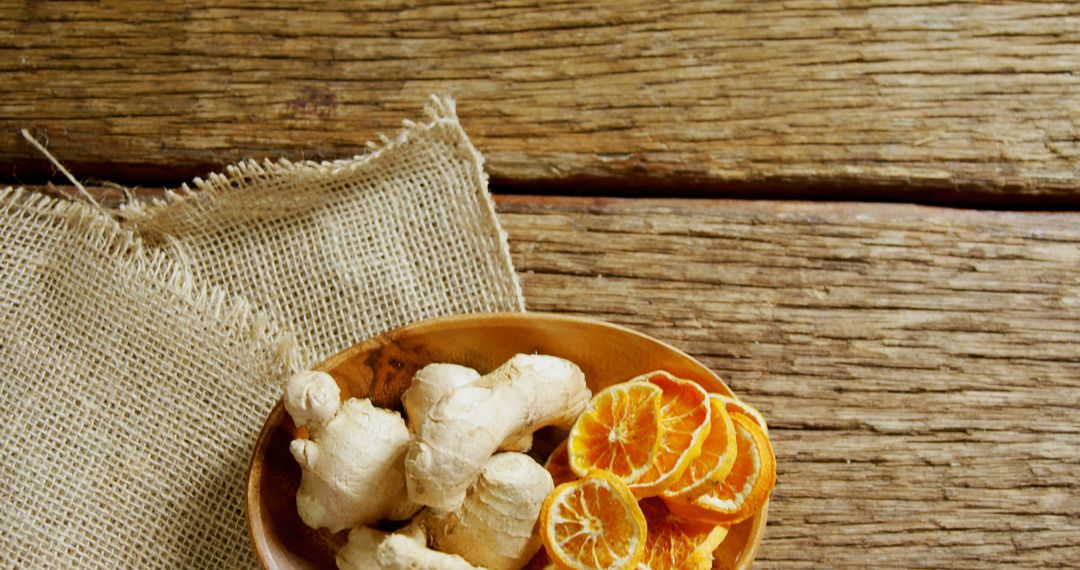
[2, 1, 1078, 197]
[497, 195, 1080, 568]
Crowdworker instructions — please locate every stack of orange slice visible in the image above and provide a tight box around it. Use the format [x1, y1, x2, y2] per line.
[540, 371, 776, 569]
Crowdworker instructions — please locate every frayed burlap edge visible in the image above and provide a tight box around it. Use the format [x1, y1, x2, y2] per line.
[116, 95, 523, 314]
[13, 93, 524, 368]
[0, 186, 305, 380]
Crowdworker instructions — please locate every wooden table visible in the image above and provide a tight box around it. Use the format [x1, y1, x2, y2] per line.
[4, 2, 1078, 567]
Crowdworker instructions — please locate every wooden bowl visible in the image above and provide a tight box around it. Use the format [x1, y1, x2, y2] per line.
[246, 312, 768, 569]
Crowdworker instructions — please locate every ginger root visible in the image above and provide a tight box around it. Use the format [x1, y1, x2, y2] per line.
[288, 354, 590, 567]
[402, 363, 481, 435]
[287, 386, 419, 532]
[336, 526, 482, 570]
[427, 452, 554, 570]
[402, 362, 532, 452]
[406, 353, 590, 512]
[283, 370, 341, 429]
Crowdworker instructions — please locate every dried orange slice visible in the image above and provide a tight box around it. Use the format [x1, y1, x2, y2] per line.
[568, 382, 663, 484]
[664, 412, 776, 525]
[638, 498, 728, 570]
[540, 470, 647, 570]
[717, 394, 769, 435]
[628, 371, 711, 497]
[661, 394, 736, 500]
[545, 440, 577, 487]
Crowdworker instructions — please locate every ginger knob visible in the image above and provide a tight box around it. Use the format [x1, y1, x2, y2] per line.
[337, 526, 482, 570]
[406, 353, 590, 512]
[283, 370, 340, 429]
[402, 363, 481, 434]
[428, 452, 554, 570]
[289, 398, 419, 532]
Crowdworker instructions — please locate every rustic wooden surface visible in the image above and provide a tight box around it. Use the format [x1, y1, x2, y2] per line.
[5, 1, 1078, 564]
[22, 185, 1080, 566]
[498, 195, 1080, 568]
[3, 1, 1079, 199]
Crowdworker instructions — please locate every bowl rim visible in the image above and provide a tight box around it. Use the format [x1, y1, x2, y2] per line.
[245, 311, 768, 569]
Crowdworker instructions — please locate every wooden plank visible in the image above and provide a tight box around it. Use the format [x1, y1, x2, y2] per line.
[497, 196, 1080, 568]
[2, 1, 1078, 198]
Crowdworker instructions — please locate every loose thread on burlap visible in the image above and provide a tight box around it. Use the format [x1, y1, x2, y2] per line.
[19, 128, 106, 212]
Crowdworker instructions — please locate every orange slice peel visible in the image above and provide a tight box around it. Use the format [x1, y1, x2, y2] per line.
[717, 394, 768, 435]
[662, 393, 737, 500]
[664, 412, 776, 526]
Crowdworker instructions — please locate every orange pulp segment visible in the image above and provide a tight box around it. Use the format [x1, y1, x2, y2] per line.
[664, 412, 776, 526]
[568, 382, 663, 484]
[540, 470, 647, 570]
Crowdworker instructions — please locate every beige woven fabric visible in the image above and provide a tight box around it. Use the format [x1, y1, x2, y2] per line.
[0, 97, 524, 569]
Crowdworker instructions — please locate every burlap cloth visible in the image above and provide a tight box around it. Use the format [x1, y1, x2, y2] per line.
[0, 96, 524, 569]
